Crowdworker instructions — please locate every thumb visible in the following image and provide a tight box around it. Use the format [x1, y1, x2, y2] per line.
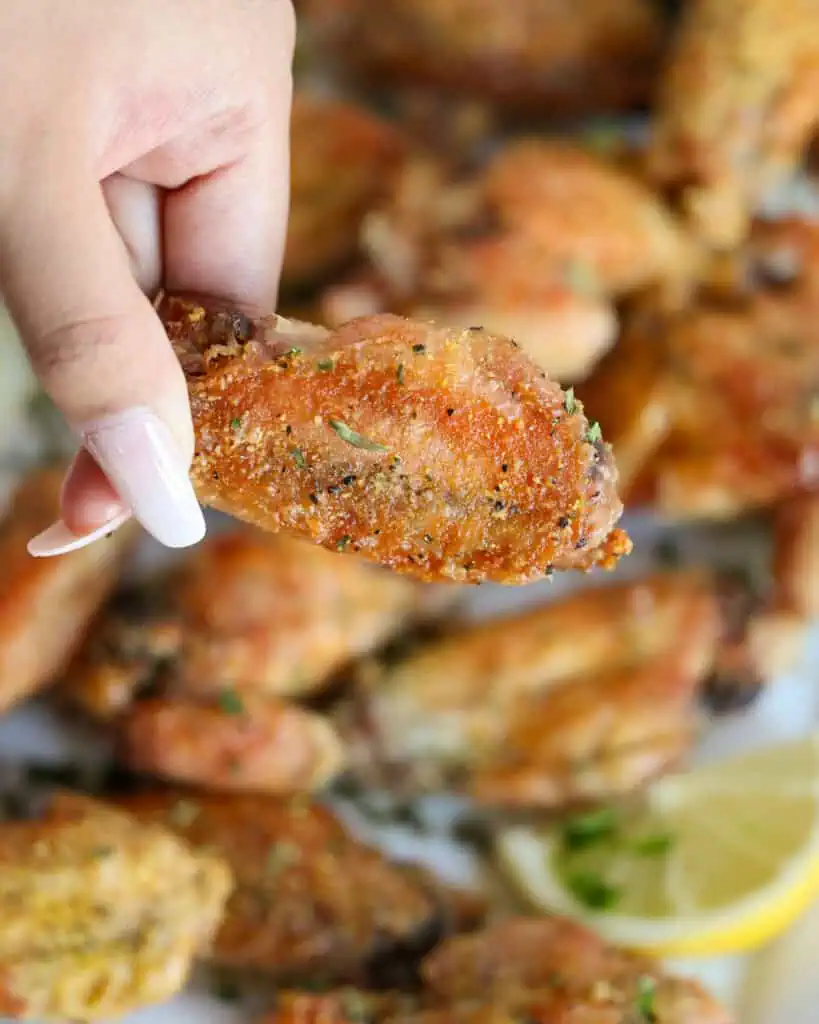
[0, 173, 206, 555]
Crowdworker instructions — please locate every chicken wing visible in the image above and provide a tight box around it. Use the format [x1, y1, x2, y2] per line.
[649, 0, 819, 249]
[339, 573, 720, 809]
[323, 142, 693, 382]
[0, 466, 137, 713]
[117, 790, 440, 983]
[282, 94, 408, 292]
[162, 296, 630, 584]
[300, 0, 665, 116]
[0, 792, 231, 1021]
[261, 917, 730, 1024]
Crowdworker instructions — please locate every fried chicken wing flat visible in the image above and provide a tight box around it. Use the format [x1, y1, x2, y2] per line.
[117, 790, 441, 983]
[323, 143, 694, 383]
[301, 0, 665, 116]
[61, 529, 437, 719]
[0, 792, 231, 1021]
[0, 466, 137, 713]
[161, 296, 631, 584]
[338, 572, 720, 809]
[282, 94, 408, 292]
[261, 917, 731, 1024]
[649, 0, 819, 250]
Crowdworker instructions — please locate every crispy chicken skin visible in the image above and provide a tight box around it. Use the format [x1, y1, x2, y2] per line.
[120, 695, 345, 794]
[0, 466, 136, 713]
[117, 791, 440, 982]
[61, 530, 432, 719]
[301, 0, 664, 116]
[282, 94, 407, 291]
[0, 792, 231, 1021]
[161, 296, 630, 584]
[262, 917, 730, 1024]
[340, 573, 720, 809]
[649, 0, 819, 249]
[323, 143, 693, 382]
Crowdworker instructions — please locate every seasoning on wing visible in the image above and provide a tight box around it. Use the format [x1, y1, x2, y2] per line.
[338, 572, 720, 809]
[282, 94, 408, 292]
[117, 790, 441, 983]
[0, 466, 137, 714]
[161, 296, 631, 584]
[649, 0, 819, 249]
[301, 0, 665, 116]
[260, 916, 732, 1023]
[323, 141, 694, 382]
[0, 792, 231, 1021]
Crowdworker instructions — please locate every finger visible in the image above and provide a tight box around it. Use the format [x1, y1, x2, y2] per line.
[0, 169, 206, 554]
[102, 174, 163, 296]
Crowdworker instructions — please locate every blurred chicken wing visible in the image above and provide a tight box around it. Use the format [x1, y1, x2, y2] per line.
[0, 792, 231, 1021]
[301, 0, 665, 116]
[118, 790, 440, 983]
[162, 296, 630, 584]
[282, 94, 408, 291]
[324, 142, 694, 382]
[649, 0, 819, 249]
[0, 466, 136, 713]
[339, 573, 720, 809]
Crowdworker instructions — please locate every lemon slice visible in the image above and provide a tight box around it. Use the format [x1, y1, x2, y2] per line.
[496, 733, 819, 956]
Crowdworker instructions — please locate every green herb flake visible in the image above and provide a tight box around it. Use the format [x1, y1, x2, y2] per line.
[336, 535, 351, 551]
[328, 419, 388, 452]
[635, 976, 657, 1022]
[283, 346, 303, 357]
[169, 799, 200, 829]
[566, 870, 621, 911]
[585, 421, 603, 444]
[341, 991, 374, 1023]
[561, 807, 619, 851]
[564, 387, 578, 416]
[396, 364, 405, 385]
[230, 417, 242, 431]
[632, 832, 674, 857]
[317, 358, 335, 371]
[91, 845, 115, 860]
[291, 447, 307, 469]
[218, 689, 245, 716]
[266, 841, 300, 877]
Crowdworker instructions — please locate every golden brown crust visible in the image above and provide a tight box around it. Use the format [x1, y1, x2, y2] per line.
[342, 572, 719, 808]
[119, 695, 345, 794]
[0, 467, 137, 713]
[301, 0, 664, 115]
[0, 792, 231, 1021]
[117, 791, 439, 982]
[161, 296, 630, 584]
[649, 0, 819, 249]
[283, 94, 408, 290]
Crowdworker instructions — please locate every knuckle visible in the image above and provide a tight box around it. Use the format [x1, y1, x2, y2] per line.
[26, 312, 133, 376]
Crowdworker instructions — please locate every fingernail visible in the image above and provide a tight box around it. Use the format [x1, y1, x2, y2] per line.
[28, 510, 133, 558]
[80, 407, 206, 549]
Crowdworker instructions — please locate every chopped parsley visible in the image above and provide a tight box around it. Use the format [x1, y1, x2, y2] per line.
[336, 535, 351, 551]
[328, 419, 388, 452]
[566, 870, 621, 911]
[91, 845, 115, 859]
[635, 976, 657, 1022]
[282, 346, 303, 357]
[561, 807, 619, 851]
[218, 689, 245, 716]
[230, 417, 242, 430]
[317, 358, 335, 371]
[564, 387, 578, 416]
[632, 832, 674, 857]
[291, 448, 307, 468]
[585, 421, 603, 444]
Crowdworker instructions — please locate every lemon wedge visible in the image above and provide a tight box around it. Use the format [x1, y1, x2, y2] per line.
[496, 733, 819, 956]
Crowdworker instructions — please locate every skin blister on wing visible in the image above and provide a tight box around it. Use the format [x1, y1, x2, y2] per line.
[282, 94, 408, 291]
[323, 142, 694, 382]
[300, 0, 665, 116]
[259, 917, 731, 1024]
[0, 792, 231, 1021]
[649, 0, 819, 249]
[116, 790, 441, 983]
[0, 466, 137, 713]
[161, 296, 630, 585]
[339, 572, 720, 809]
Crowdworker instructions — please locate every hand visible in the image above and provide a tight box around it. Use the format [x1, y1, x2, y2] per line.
[0, 0, 295, 555]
